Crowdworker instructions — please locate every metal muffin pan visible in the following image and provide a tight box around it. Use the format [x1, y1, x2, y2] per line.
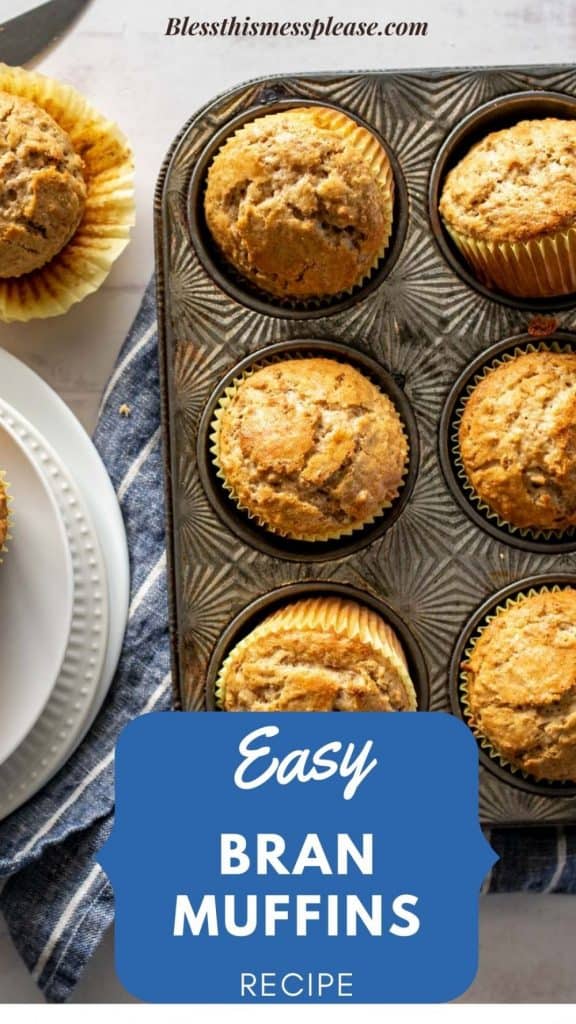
[196, 339, 419, 562]
[205, 581, 430, 712]
[155, 64, 576, 825]
[187, 98, 409, 319]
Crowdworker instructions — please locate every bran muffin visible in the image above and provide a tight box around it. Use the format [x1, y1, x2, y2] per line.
[458, 350, 576, 532]
[0, 473, 8, 551]
[439, 118, 576, 298]
[0, 91, 86, 278]
[217, 595, 418, 712]
[213, 357, 409, 541]
[203, 106, 394, 300]
[0, 62, 134, 323]
[462, 588, 576, 782]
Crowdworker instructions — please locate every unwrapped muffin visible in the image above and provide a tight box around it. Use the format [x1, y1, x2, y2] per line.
[213, 357, 408, 541]
[217, 595, 418, 712]
[0, 62, 134, 322]
[462, 588, 576, 782]
[0, 92, 86, 278]
[458, 350, 576, 532]
[439, 118, 576, 298]
[0, 472, 9, 552]
[204, 105, 394, 300]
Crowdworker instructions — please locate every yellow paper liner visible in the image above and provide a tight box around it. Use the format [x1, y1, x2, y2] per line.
[445, 223, 576, 299]
[210, 354, 410, 542]
[0, 469, 14, 564]
[459, 584, 576, 786]
[0, 63, 135, 322]
[205, 105, 394, 306]
[216, 595, 418, 711]
[452, 340, 576, 541]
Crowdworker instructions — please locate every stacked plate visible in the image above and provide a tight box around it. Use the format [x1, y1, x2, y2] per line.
[0, 348, 129, 822]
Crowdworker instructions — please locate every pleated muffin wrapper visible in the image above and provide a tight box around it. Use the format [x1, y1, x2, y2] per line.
[452, 339, 576, 543]
[210, 356, 410, 543]
[0, 469, 14, 564]
[0, 63, 135, 323]
[215, 595, 418, 711]
[204, 104, 395, 310]
[459, 584, 576, 787]
[445, 223, 576, 300]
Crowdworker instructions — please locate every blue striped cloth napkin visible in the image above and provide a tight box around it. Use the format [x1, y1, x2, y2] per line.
[0, 278, 574, 1003]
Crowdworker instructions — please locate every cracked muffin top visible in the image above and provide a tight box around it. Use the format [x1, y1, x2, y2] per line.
[0, 91, 86, 277]
[214, 357, 408, 541]
[439, 118, 576, 244]
[203, 106, 394, 299]
[458, 350, 576, 531]
[463, 588, 576, 782]
[217, 596, 418, 712]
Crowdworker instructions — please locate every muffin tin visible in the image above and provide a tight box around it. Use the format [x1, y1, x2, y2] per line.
[155, 65, 576, 826]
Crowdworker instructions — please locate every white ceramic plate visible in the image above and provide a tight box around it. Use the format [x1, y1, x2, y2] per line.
[0, 405, 73, 765]
[0, 348, 129, 820]
[0, 406, 109, 820]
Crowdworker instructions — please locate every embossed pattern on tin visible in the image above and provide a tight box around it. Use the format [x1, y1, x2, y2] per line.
[155, 66, 576, 826]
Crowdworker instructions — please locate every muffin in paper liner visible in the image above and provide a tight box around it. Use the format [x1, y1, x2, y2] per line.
[459, 584, 576, 785]
[0, 469, 14, 563]
[445, 225, 576, 300]
[215, 594, 418, 712]
[0, 63, 135, 322]
[209, 355, 410, 543]
[203, 104, 395, 307]
[452, 340, 576, 542]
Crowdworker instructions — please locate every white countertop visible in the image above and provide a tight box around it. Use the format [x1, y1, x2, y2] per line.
[1, 0, 575, 1003]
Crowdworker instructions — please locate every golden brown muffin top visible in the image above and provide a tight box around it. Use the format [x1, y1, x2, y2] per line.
[0, 91, 86, 277]
[439, 118, 576, 244]
[463, 589, 576, 782]
[204, 106, 393, 299]
[219, 596, 417, 712]
[216, 358, 408, 541]
[0, 476, 8, 549]
[458, 350, 576, 531]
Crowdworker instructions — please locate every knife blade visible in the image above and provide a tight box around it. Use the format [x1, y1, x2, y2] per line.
[0, 0, 90, 66]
